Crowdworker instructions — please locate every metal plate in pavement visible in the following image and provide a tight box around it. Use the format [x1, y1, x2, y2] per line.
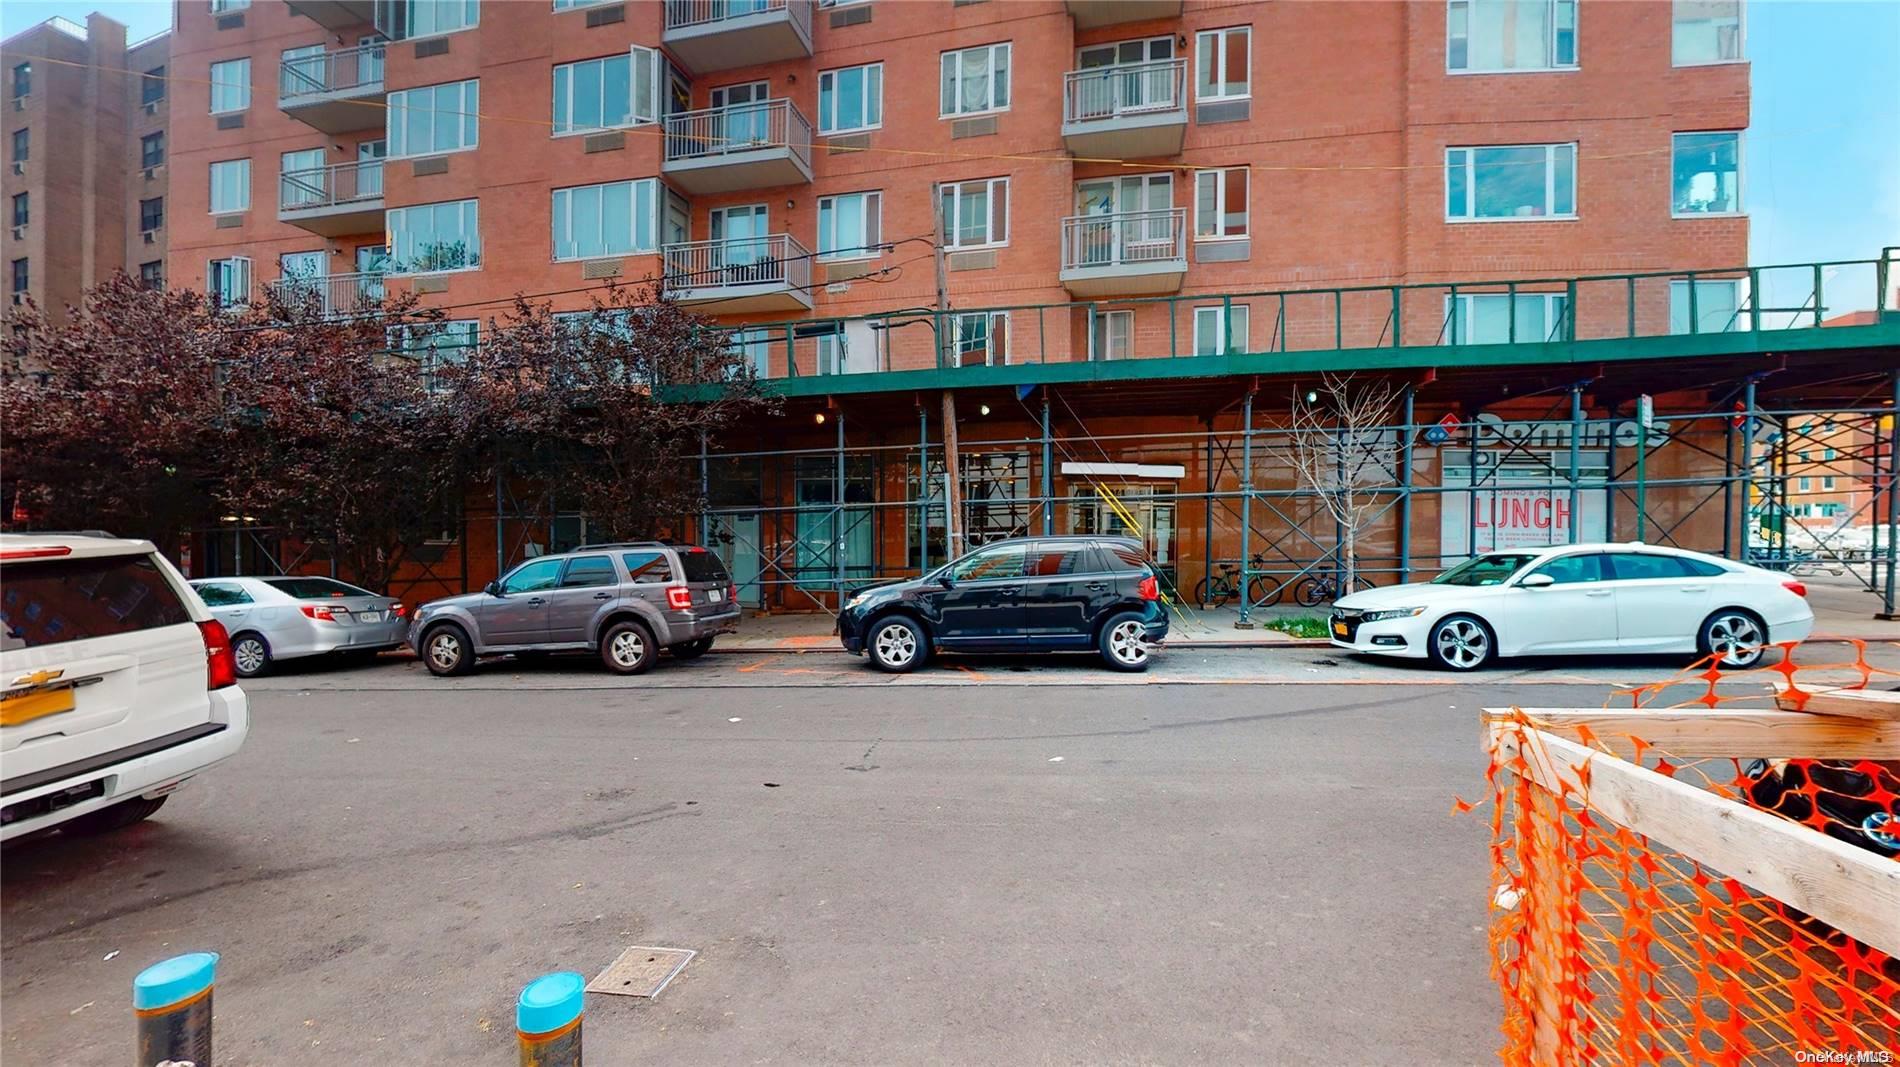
[586, 945, 696, 999]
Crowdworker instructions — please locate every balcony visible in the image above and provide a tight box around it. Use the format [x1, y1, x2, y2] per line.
[279, 42, 385, 134]
[1058, 208, 1187, 297]
[1062, 59, 1188, 159]
[662, 0, 813, 74]
[663, 234, 813, 314]
[284, 0, 374, 30]
[1065, 0, 1181, 28]
[269, 271, 386, 318]
[662, 100, 813, 196]
[278, 160, 384, 237]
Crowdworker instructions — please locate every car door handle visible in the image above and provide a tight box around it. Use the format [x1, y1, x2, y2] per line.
[528, 597, 545, 607]
[1085, 582, 1110, 591]
[1680, 586, 1708, 593]
[1584, 590, 1612, 597]
[592, 592, 612, 600]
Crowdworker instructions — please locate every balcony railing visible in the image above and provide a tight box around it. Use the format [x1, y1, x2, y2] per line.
[280, 41, 385, 103]
[664, 99, 812, 167]
[1062, 208, 1187, 271]
[269, 270, 386, 317]
[665, 234, 810, 290]
[661, 0, 812, 72]
[664, 0, 798, 31]
[280, 159, 383, 213]
[1063, 58, 1187, 125]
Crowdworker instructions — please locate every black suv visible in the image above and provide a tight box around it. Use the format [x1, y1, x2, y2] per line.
[836, 536, 1169, 673]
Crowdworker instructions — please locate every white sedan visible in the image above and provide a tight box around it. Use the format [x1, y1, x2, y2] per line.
[1328, 543, 1814, 671]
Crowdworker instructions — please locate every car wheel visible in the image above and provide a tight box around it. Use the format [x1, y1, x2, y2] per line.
[62, 795, 167, 836]
[1701, 609, 1767, 669]
[601, 620, 657, 675]
[867, 615, 928, 673]
[1099, 611, 1152, 672]
[1428, 614, 1493, 672]
[422, 623, 475, 677]
[230, 632, 271, 678]
[672, 637, 714, 660]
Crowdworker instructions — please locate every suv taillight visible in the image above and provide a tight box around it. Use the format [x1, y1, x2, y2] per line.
[1783, 580, 1807, 597]
[729, 582, 739, 603]
[1137, 575, 1160, 601]
[199, 620, 238, 690]
[667, 585, 694, 610]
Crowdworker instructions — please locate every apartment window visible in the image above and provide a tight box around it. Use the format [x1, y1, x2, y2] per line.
[1446, 143, 1576, 220]
[10, 63, 28, 99]
[210, 58, 250, 113]
[938, 177, 1008, 250]
[389, 320, 478, 391]
[817, 191, 881, 261]
[139, 261, 164, 290]
[387, 79, 479, 157]
[1089, 309, 1132, 360]
[10, 259, 25, 295]
[380, 0, 479, 40]
[10, 192, 25, 228]
[1671, 132, 1741, 216]
[939, 43, 1010, 117]
[210, 0, 251, 12]
[1669, 278, 1745, 334]
[1823, 476, 1838, 490]
[551, 54, 652, 136]
[142, 66, 166, 104]
[1193, 304, 1249, 356]
[140, 197, 164, 232]
[1448, 293, 1568, 344]
[141, 131, 166, 169]
[953, 311, 1009, 367]
[10, 128, 24, 162]
[553, 0, 617, 8]
[818, 63, 882, 134]
[206, 256, 251, 308]
[1194, 168, 1248, 239]
[387, 198, 481, 273]
[1824, 448, 1837, 461]
[1798, 477, 1811, 492]
[209, 158, 251, 214]
[1194, 26, 1250, 100]
[1673, 0, 1742, 64]
[550, 179, 659, 260]
[1447, 0, 1577, 72]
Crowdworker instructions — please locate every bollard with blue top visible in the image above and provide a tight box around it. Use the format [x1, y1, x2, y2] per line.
[133, 952, 218, 1067]
[516, 971, 585, 1067]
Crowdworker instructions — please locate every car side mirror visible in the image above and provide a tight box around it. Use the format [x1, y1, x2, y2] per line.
[1518, 573, 1555, 589]
[938, 573, 956, 589]
[484, 580, 503, 597]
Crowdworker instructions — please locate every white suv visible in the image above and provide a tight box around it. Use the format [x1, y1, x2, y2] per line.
[1, 534, 250, 841]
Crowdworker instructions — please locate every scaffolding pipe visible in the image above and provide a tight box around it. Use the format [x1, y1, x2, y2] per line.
[1722, 406, 1736, 559]
[1237, 389, 1255, 627]
[918, 404, 930, 574]
[1041, 390, 1054, 536]
[494, 466, 505, 577]
[1203, 418, 1215, 598]
[1399, 385, 1414, 580]
[1568, 384, 1583, 544]
[1739, 377, 1757, 563]
[1467, 413, 1479, 559]
[835, 407, 845, 604]
[1886, 370, 1899, 616]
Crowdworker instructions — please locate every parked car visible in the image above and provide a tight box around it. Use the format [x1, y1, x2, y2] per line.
[1744, 757, 1899, 858]
[1, 533, 249, 841]
[1328, 542, 1814, 671]
[409, 542, 739, 677]
[189, 576, 408, 677]
[837, 536, 1169, 673]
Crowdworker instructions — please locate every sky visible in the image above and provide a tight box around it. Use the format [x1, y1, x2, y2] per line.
[4, 0, 1896, 302]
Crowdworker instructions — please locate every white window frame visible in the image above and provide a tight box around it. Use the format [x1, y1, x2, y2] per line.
[206, 256, 251, 308]
[209, 0, 251, 14]
[552, 0, 616, 9]
[1194, 26, 1251, 102]
[938, 177, 1009, 251]
[1672, 0, 1745, 66]
[939, 43, 1011, 118]
[209, 158, 250, 214]
[1668, 277, 1748, 335]
[387, 79, 480, 159]
[390, 0, 480, 42]
[209, 57, 250, 114]
[1444, 143, 1578, 222]
[1193, 304, 1249, 356]
[550, 178, 660, 262]
[817, 191, 882, 262]
[952, 311, 1010, 367]
[1444, 292, 1570, 344]
[552, 52, 655, 137]
[386, 198, 482, 275]
[1193, 167, 1248, 241]
[818, 62, 883, 134]
[1089, 309, 1133, 361]
[1446, 0, 1579, 74]
[1670, 130, 1743, 219]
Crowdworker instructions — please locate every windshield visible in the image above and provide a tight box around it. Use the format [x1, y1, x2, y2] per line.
[1432, 554, 1537, 587]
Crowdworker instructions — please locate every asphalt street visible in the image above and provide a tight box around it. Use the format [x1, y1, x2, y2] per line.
[0, 644, 1875, 1065]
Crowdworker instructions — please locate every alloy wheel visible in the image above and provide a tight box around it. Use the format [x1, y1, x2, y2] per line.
[1435, 618, 1488, 670]
[874, 623, 917, 668]
[427, 631, 462, 672]
[610, 628, 645, 668]
[1707, 613, 1764, 666]
[1108, 620, 1148, 666]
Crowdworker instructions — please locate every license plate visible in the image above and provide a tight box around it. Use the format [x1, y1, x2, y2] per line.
[1, 687, 76, 727]
[709, 589, 723, 602]
[1331, 620, 1348, 636]
[356, 611, 384, 622]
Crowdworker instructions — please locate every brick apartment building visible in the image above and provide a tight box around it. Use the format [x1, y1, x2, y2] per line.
[155, 0, 1893, 607]
[1, 13, 171, 317]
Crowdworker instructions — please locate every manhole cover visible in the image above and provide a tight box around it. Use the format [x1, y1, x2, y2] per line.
[586, 945, 695, 999]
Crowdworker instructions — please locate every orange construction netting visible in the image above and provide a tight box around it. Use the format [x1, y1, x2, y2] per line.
[1478, 640, 1900, 1065]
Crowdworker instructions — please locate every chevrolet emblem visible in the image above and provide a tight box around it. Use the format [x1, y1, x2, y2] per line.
[10, 668, 64, 687]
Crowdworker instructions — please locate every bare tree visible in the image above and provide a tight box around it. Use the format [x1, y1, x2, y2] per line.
[1276, 373, 1403, 592]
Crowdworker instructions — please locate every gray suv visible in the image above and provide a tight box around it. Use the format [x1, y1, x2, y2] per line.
[409, 542, 740, 677]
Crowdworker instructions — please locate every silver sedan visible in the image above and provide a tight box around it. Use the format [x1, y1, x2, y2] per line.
[188, 576, 408, 677]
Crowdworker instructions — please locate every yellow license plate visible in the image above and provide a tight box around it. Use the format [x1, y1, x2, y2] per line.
[1331, 620, 1348, 636]
[1, 687, 76, 727]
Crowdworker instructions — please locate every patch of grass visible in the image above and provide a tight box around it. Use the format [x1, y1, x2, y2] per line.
[1263, 616, 1331, 639]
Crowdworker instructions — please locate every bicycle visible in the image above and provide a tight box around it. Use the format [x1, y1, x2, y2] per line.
[1292, 569, 1378, 607]
[1194, 556, 1283, 608]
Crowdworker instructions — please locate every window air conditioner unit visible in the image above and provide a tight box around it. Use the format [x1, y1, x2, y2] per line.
[10, 225, 23, 240]
[142, 230, 156, 244]
[9, 161, 21, 175]
[143, 166, 157, 180]
[11, 97, 24, 112]
[143, 101, 159, 116]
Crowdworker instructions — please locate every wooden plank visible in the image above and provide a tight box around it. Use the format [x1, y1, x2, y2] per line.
[1484, 707, 1900, 760]
[1492, 727, 1900, 958]
[1771, 678, 1900, 722]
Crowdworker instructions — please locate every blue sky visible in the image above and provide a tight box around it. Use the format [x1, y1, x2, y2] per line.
[5, 0, 1895, 294]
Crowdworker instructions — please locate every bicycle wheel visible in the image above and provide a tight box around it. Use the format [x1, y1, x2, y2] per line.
[1193, 576, 1217, 607]
[1350, 575, 1379, 594]
[1293, 577, 1328, 608]
[1246, 575, 1281, 608]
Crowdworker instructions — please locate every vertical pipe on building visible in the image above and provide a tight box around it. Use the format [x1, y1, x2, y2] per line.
[1776, 423, 1790, 566]
[1467, 411, 1479, 559]
[1635, 414, 1648, 542]
[1203, 418, 1215, 597]
[1041, 390, 1053, 536]
[1399, 385, 1415, 580]
[918, 404, 930, 574]
[1568, 383, 1583, 543]
[1605, 405, 1619, 538]
[1236, 389, 1255, 627]
[835, 406, 845, 607]
[1738, 378, 1756, 562]
[1886, 371, 1899, 615]
[1722, 406, 1736, 559]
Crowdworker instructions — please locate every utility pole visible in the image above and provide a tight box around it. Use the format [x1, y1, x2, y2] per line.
[933, 194, 964, 558]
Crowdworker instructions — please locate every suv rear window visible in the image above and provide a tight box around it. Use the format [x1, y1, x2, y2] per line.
[1097, 543, 1150, 573]
[262, 577, 379, 599]
[1, 553, 193, 650]
[677, 548, 730, 583]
